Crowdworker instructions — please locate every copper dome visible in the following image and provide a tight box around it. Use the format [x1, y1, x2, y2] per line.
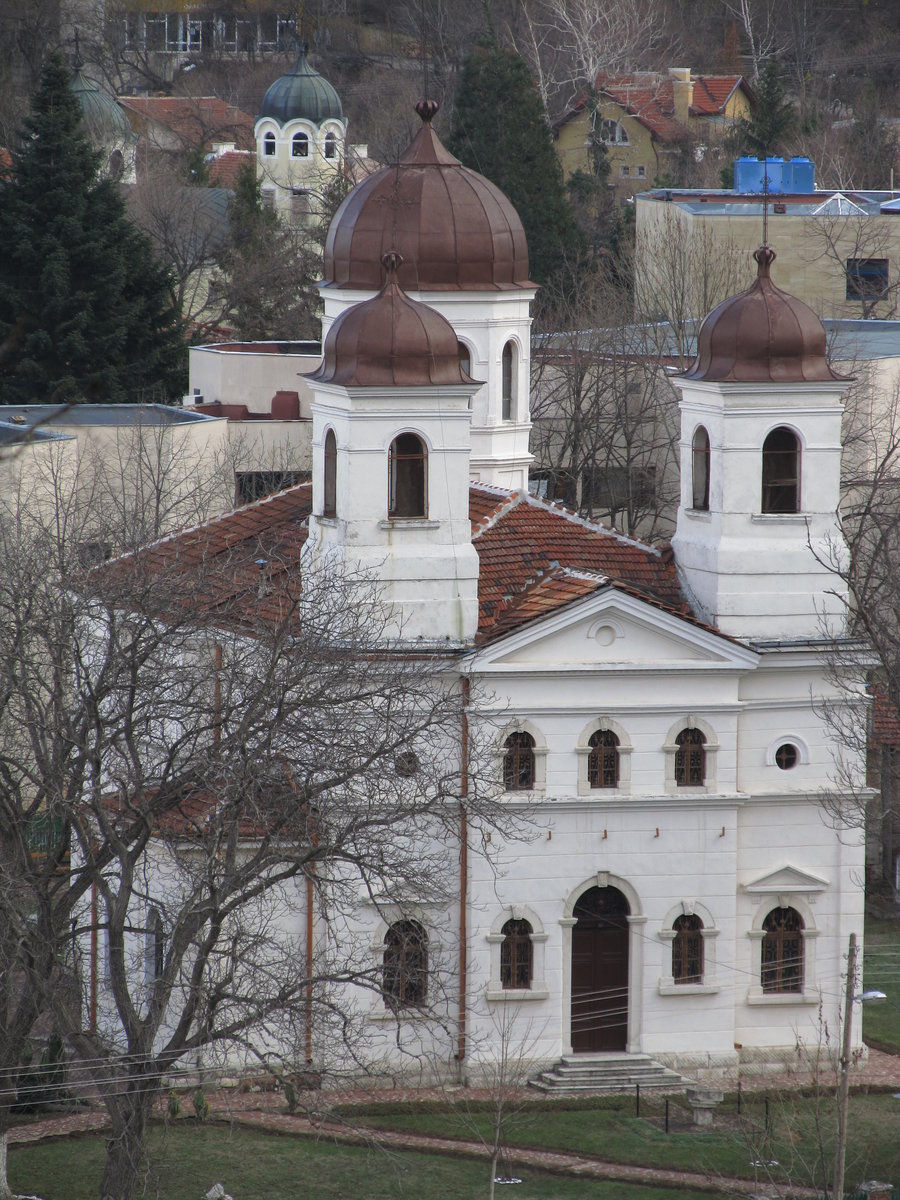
[312, 253, 480, 387]
[683, 246, 843, 383]
[322, 101, 532, 292]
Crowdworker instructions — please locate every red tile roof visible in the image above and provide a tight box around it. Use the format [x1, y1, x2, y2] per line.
[119, 96, 255, 151]
[117, 482, 692, 645]
[207, 149, 255, 188]
[558, 72, 751, 144]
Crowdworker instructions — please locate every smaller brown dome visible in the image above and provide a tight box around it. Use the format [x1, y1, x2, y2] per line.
[683, 247, 843, 383]
[312, 253, 480, 388]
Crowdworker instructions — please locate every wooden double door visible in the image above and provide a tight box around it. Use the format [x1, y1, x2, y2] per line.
[571, 886, 630, 1053]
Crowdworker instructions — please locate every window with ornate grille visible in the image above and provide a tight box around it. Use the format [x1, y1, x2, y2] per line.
[383, 920, 428, 1008]
[761, 427, 800, 513]
[761, 907, 803, 993]
[503, 732, 535, 790]
[674, 728, 706, 786]
[672, 914, 703, 984]
[500, 919, 533, 989]
[388, 433, 427, 518]
[588, 729, 620, 788]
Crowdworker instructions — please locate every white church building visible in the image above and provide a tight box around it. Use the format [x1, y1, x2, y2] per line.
[107, 102, 866, 1081]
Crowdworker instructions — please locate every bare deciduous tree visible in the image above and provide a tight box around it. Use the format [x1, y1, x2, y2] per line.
[0, 451, 512, 1200]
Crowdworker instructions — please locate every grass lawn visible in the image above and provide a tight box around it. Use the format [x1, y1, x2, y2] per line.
[863, 915, 900, 1051]
[8, 1123, 722, 1200]
[336, 1090, 900, 1193]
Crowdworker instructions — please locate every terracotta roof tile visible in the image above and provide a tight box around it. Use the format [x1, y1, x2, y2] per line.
[207, 149, 255, 188]
[119, 96, 255, 151]
[689, 75, 745, 116]
[115, 482, 692, 644]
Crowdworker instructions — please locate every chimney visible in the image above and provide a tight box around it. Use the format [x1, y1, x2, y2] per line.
[668, 67, 693, 125]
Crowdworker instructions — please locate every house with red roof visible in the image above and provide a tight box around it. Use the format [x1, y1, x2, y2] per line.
[554, 67, 754, 199]
[76, 99, 866, 1090]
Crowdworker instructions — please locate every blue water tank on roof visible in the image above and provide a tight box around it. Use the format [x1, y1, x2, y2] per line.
[784, 157, 814, 193]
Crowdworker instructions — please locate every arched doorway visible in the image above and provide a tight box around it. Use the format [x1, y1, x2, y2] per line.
[571, 885, 630, 1052]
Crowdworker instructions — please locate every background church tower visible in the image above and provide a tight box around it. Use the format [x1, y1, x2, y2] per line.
[254, 45, 347, 227]
[671, 246, 851, 640]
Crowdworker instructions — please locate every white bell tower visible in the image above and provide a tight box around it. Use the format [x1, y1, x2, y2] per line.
[671, 247, 851, 640]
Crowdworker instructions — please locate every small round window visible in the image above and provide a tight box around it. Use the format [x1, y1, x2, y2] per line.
[775, 743, 799, 770]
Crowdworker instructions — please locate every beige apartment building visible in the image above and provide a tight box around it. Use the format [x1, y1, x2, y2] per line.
[636, 186, 900, 320]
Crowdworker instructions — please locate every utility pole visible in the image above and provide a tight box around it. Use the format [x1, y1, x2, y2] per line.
[833, 931, 858, 1200]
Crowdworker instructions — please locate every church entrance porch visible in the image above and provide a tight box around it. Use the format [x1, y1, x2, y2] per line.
[570, 885, 630, 1053]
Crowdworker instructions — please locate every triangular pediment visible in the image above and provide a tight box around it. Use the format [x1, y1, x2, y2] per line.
[468, 588, 758, 673]
[743, 865, 829, 895]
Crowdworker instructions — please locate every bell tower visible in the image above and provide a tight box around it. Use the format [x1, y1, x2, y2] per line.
[671, 247, 851, 640]
[304, 254, 481, 645]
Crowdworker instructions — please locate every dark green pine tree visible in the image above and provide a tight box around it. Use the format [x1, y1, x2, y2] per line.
[447, 38, 584, 289]
[737, 58, 797, 159]
[0, 52, 186, 405]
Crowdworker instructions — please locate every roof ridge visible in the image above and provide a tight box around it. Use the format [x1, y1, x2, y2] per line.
[470, 487, 525, 537]
[520, 490, 663, 557]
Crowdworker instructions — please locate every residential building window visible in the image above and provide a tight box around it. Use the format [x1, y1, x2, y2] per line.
[674, 728, 705, 787]
[323, 429, 337, 517]
[846, 258, 889, 302]
[691, 425, 710, 511]
[620, 165, 630, 177]
[500, 919, 533, 989]
[588, 729, 620, 788]
[503, 732, 535, 791]
[292, 132, 309, 158]
[383, 920, 427, 1008]
[672, 914, 703, 984]
[324, 131, 337, 159]
[636, 165, 646, 178]
[263, 131, 276, 157]
[501, 341, 516, 421]
[290, 189, 313, 224]
[761, 907, 803, 993]
[761, 426, 800, 514]
[388, 433, 427, 518]
[597, 118, 628, 145]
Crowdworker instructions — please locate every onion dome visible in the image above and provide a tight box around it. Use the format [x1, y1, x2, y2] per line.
[683, 246, 843, 383]
[257, 44, 343, 126]
[70, 64, 135, 152]
[323, 100, 531, 292]
[313, 252, 480, 387]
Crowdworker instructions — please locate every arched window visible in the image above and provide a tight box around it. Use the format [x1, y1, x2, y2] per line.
[503, 732, 535, 791]
[324, 131, 337, 159]
[672, 914, 703, 984]
[383, 920, 427, 1008]
[145, 908, 164, 983]
[691, 425, 710, 511]
[500, 919, 533, 989]
[388, 433, 427, 518]
[597, 118, 628, 145]
[292, 132, 309, 158]
[762, 907, 804, 993]
[501, 341, 516, 421]
[263, 131, 276, 157]
[588, 729, 620, 788]
[761, 427, 800, 513]
[674, 728, 706, 787]
[323, 429, 337, 517]
[458, 341, 471, 376]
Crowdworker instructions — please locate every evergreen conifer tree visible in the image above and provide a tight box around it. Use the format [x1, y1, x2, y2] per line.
[447, 38, 583, 289]
[0, 53, 186, 405]
[738, 58, 797, 158]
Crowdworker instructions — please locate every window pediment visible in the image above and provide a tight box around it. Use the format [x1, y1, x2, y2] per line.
[743, 865, 829, 895]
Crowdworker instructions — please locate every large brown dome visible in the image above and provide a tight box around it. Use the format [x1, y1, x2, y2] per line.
[313, 253, 480, 387]
[322, 101, 532, 292]
[683, 246, 843, 383]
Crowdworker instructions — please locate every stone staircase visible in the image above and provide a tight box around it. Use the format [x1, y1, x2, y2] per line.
[530, 1053, 687, 1094]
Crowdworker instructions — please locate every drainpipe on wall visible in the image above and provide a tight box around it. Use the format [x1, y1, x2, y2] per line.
[457, 676, 470, 1071]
